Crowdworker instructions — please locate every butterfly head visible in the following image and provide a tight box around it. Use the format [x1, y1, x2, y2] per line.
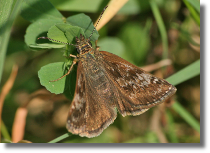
[75, 34, 92, 54]
[75, 6, 108, 54]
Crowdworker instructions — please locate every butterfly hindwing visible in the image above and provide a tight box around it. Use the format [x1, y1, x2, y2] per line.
[66, 62, 87, 135]
[66, 61, 117, 138]
[100, 51, 176, 116]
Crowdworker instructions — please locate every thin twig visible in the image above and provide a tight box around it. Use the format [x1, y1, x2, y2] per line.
[150, 105, 168, 143]
[0, 64, 18, 142]
[12, 107, 28, 143]
[141, 59, 172, 72]
[94, 0, 128, 31]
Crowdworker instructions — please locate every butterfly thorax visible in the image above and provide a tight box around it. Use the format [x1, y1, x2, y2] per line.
[76, 34, 93, 54]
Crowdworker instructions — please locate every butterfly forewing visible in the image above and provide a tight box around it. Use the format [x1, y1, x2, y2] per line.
[100, 51, 177, 116]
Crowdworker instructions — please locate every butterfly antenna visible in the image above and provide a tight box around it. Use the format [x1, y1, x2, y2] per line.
[88, 6, 108, 40]
[38, 37, 78, 47]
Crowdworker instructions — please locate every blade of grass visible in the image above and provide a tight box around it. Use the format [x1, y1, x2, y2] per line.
[0, 0, 13, 83]
[185, 0, 200, 13]
[172, 101, 200, 132]
[48, 133, 71, 143]
[149, 0, 168, 59]
[0, 0, 23, 83]
[1, 120, 11, 141]
[183, 0, 200, 26]
[166, 59, 200, 86]
[0, 0, 22, 143]
[166, 60, 200, 134]
[166, 110, 178, 143]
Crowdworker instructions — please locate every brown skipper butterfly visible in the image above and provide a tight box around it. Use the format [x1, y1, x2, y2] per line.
[39, 6, 176, 138]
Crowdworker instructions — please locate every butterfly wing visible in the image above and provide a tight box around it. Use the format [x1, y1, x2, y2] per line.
[100, 51, 177, 117]
[66, 61, 117, 138]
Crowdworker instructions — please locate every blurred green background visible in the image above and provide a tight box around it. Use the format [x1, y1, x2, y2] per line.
[0, 0, 200, 143]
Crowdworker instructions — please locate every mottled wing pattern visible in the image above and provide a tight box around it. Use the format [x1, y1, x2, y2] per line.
[100, 51, 177, 117]
[66, 61, 117, 138]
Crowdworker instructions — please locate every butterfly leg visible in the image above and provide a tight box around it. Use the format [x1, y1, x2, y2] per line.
[50, 58, 78, 82]
[64, 54, 77, 59]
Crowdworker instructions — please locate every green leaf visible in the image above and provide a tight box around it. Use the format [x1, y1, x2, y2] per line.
[47, 24, 86, 55]
[51, 24, 86, 43]
[66, 13, 99, 41]
[21, 0, 64, 22]
[38, 62, 66, 94]
[38, 62, 77, 99]
[25, 19, 63, 47]
[28, 13, 99, 49]
[38, 62, 68, 94]
[47, 24, 69, 43]
[48, 13, 100, 43]
[65, 27, 85, 43]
